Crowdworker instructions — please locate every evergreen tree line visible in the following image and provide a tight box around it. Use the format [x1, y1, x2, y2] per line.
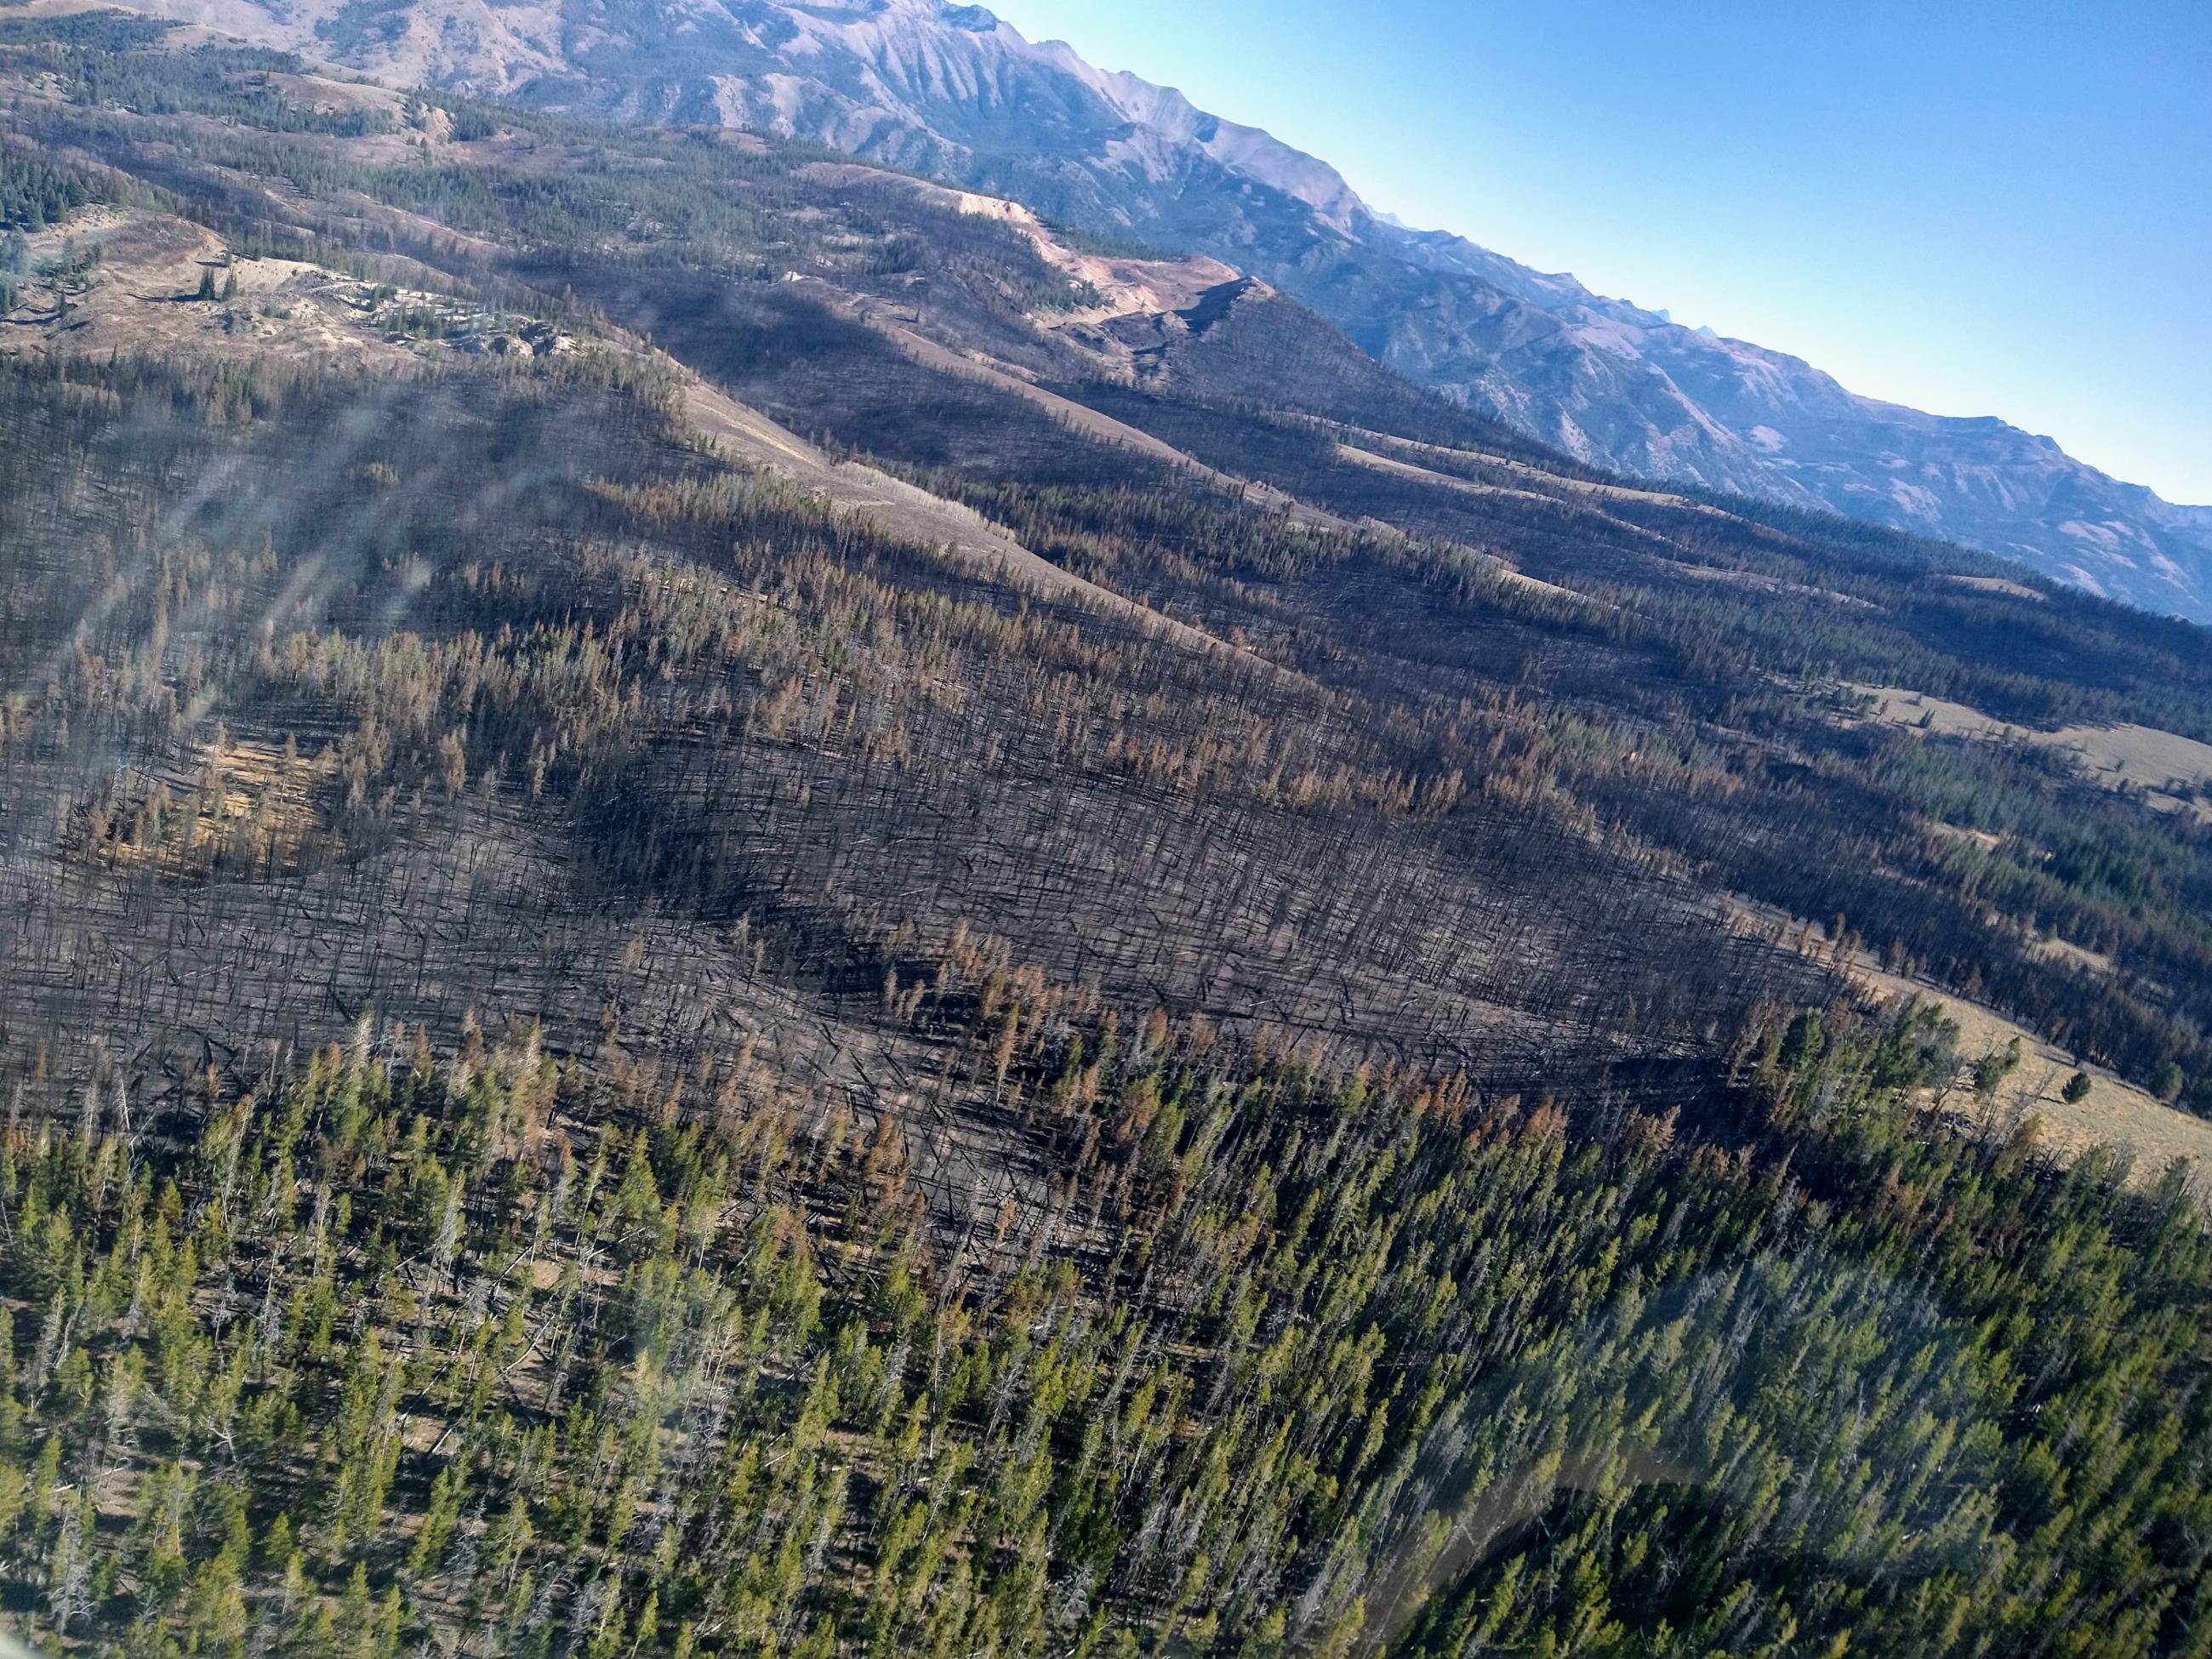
[0, 990, 2205, 1659]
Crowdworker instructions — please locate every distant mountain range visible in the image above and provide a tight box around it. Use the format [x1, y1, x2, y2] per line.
[102, 0, 2212, 619]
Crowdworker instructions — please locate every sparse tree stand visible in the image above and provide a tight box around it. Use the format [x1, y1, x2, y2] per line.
[197, 265, 218, 302]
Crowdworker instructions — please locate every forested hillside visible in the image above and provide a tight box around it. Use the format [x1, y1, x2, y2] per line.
[5, 990, 2211, 1659]
[1, 14, 2209, 1657]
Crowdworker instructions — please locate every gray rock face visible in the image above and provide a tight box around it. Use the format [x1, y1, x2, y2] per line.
[123, 0, 2212, 618]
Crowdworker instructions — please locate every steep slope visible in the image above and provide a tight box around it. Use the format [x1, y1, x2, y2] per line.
[9, 26, 2212, 1659]
[74, 0, 2212, 619]
[13, 13, 2212, 1123]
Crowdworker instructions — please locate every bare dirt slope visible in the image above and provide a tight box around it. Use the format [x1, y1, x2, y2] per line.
[1326, 445, 1619, 605]
[1944, 573, 2046, 601]
[1331, 423, 1741, 517]
[799, 159, 1241, 327]
[1850, 683, 2212, 818]
[675, 379, 1266, 664]
[1724, 898, 2212, 1198]
[4, 211, 418, 368]
[826, 287, 1352, 533]
[1335, 440, 1559, 509]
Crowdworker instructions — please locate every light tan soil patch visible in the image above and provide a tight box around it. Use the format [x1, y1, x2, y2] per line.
[676, 378, 1271, 669]
[1924, 820, 2002, 852]
[828, 287, 1351, 534]
[264, 70, 408, 117]
[90, 734, 327, 875]
[1324, 445, 1628, 606]
[4, 210, 419, 368]
[1849, 683, 2212, 818]
[2032, 935, 2117, 978]
[1330, 422, 1741, 517]
[1943, 573, 2046, 601]
[1722, 897, 2212, 1199]
[1336, 439, 1557, 509]
[799, 161, 1240, 323]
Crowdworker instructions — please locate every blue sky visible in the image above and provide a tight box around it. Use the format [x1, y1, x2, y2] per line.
[999, 1, 2212, 505]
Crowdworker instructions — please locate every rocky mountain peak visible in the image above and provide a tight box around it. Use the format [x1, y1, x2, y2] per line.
[90, 0, 2212, 619]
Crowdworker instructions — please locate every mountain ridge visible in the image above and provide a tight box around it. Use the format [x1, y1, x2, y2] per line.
[42, 0, 2212, 620]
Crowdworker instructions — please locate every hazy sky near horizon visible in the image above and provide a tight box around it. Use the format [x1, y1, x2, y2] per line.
[998, 1, 2212, 505]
